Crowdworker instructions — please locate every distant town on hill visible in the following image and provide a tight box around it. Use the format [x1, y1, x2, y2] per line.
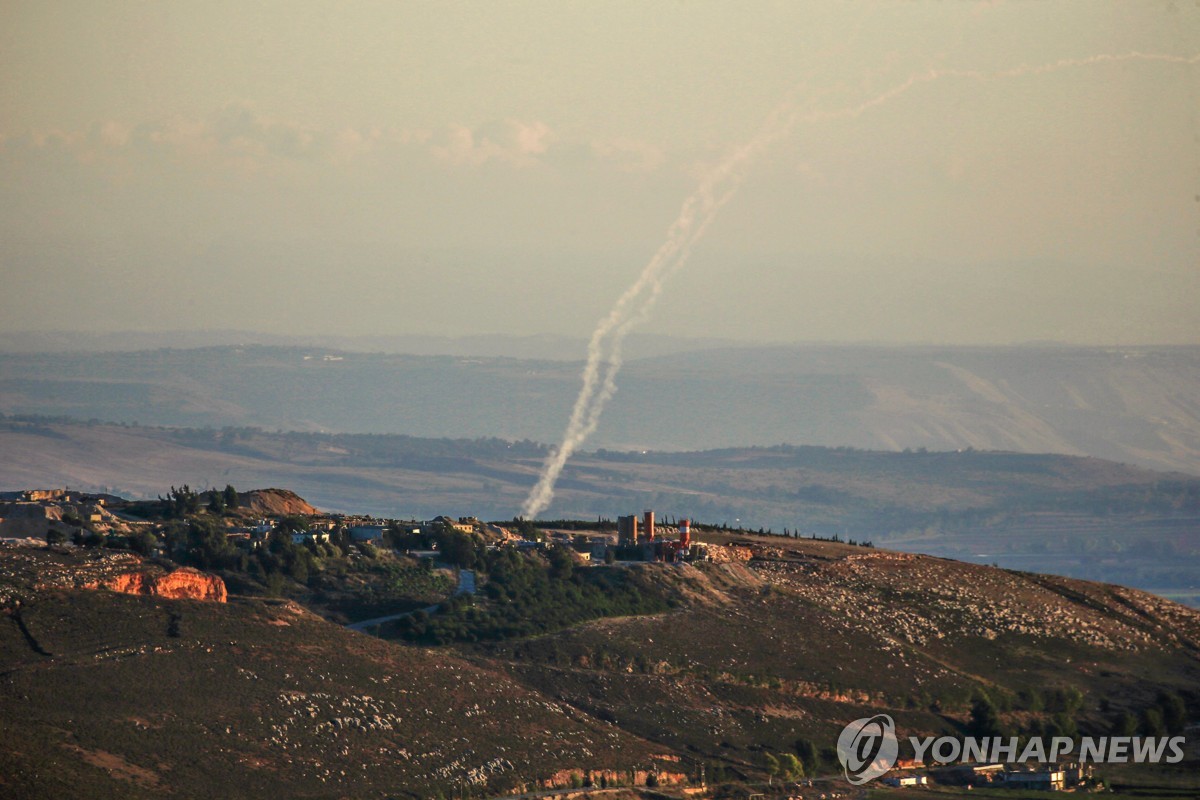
[2, 416, 1197, 607]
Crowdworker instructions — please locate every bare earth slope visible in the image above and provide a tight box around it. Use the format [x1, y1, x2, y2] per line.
[236, 487, 320, 516]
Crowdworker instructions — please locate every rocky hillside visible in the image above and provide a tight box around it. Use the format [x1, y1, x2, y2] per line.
[476, 535, 1200, 778]
[0, 548, 664, 799]
[0, 546, 228, 603]
[2, 535, 1198, 798]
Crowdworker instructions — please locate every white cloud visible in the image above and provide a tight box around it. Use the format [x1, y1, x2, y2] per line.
[3, 108, 570, 174]
[429, 118, 555, 167]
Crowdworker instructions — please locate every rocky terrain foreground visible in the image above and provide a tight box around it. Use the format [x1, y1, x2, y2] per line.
[1, 537, 1198, 799]
[472, 537, 1199, 790]
[0, 546, 667, 799]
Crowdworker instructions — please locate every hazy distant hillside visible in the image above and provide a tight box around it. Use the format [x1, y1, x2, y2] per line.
[2, 343, 1198, 475]
[0, 330, 730, 361]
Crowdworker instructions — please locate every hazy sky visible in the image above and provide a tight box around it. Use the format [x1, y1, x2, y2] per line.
[2, 2, 1198, 345]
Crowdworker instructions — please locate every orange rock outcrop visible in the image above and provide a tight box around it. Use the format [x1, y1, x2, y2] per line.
[96, 567, 227, 603]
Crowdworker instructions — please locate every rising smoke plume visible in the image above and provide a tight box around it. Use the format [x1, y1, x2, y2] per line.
[518, 100, 803, 519]
[520, 50, 1200, 519]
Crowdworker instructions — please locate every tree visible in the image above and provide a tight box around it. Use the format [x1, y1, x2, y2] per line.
[1139, 707, 1166, 737]
[510, 517, 539, 538]
[778, 753, 804, 780]
[186, 517, 234, 568]
[278, 515, 308, 534]
[264, 571, 286, 597]
[222, 484, 239, 510]
[435, 529, 479, 569]
[763, 752, 780, 783]
[45, 528, 67, 546]
[1156, 692, 1187, 735]
[163, 485, 201, 518]
[794, 738, 819, 776]
[130, 530, 159, 556]
[82, 531, 107, 548]
[547, 546, 575, 580]
[1018, 687, 1044, 712]
[969, 692, 1003, 737]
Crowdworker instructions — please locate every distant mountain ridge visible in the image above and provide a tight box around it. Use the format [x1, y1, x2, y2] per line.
[1, 342, 1198, 475]
[0, 330, 735, 360]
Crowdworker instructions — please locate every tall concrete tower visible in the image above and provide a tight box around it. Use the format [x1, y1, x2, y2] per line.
[617, 514, 638, 544]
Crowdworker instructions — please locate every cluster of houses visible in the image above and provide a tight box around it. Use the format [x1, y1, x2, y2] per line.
[224, 515, 484, 549]
[883, 759, 1094, 792]
[221, 509, 721, 568]
[3, 489, 720, 570]
[230, 510, 725, 568]
[0, 489, 125, 540]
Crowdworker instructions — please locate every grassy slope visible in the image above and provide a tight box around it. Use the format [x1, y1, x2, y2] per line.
[0, 565, 660, 798]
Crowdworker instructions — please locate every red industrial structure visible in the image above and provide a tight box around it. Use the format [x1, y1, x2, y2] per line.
[611, 510, 699, 563]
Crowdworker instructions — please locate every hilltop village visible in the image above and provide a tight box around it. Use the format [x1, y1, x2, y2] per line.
[0, 487, 730, 566]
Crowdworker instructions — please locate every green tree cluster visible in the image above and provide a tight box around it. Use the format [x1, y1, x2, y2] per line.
[159, 485, 202, 518]
[392, 548, 672, 644]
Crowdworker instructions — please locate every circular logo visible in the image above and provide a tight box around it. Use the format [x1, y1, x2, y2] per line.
[836, 714, 899, 785]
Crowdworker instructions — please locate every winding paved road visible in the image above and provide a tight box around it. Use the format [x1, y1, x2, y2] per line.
[346, 568, 474, 633]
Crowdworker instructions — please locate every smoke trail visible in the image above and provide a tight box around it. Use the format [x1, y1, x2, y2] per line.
[520, 50, 1200, 519]
[519, 101, 802, 519]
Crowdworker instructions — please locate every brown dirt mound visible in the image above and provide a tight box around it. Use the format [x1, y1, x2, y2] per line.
[236, 488, 318, 517]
